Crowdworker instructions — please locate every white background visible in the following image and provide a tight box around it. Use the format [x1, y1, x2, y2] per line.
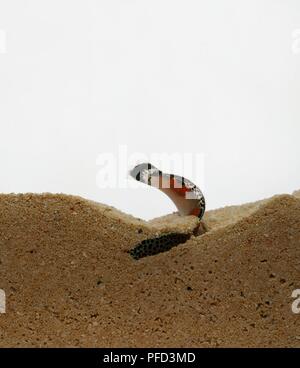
[0, 0, 299, 220]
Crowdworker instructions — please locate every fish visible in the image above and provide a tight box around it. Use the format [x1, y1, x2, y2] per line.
[129, 163, 206, 259]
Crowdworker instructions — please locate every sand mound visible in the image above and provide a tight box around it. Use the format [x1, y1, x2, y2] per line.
[0, 192, 300, 347]
[293, 189, 300, 199]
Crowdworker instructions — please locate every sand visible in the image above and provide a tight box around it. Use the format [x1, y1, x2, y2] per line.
[0, 191, 300, 347]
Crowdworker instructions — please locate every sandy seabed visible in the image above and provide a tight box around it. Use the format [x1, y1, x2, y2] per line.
[0, 190, 300, 347]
